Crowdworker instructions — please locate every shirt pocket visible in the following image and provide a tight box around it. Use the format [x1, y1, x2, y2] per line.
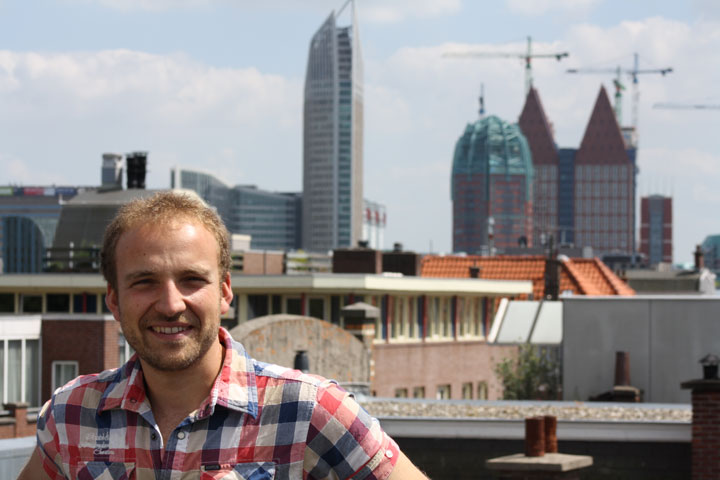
[76, 461, 135, 479]
[200, 461, 276, 480]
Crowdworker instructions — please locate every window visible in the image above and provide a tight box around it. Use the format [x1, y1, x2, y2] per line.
[0, 294, 14, 313]
[73, 293, 98, 314]
[462, 382, 473, 400]
[286, 298, 302, 315]
[436, 384, 451, 400]
[118, 332, 135, 366]
[21, 295, 42, 313]
[412, 386, 425, 399]
[46, 294, 70, 313]
[308, 298, 325, 320]
[52, 361, 78, 392]
[478, 381, 489, 400]
[247, 295, 269, 320]
[394, 388, 408, 398]
[0, 338, 40, 406]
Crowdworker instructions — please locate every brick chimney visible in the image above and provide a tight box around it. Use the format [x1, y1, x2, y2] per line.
[681, 354, 720, 480]
[694, 245, 705, 271]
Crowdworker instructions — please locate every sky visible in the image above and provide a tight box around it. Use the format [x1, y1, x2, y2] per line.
[1, 0, 719, 264]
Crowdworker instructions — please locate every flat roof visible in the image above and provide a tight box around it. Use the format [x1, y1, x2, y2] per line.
[0, 273, 533, 296]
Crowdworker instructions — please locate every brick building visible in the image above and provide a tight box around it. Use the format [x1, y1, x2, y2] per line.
[640, 194, 673, 266]
[451, 115, 534, 253]
[517, 86, 638, 256]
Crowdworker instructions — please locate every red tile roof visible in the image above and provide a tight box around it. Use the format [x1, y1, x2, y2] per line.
[421, 255, 635, 298]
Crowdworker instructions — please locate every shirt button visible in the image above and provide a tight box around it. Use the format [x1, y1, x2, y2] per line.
[177, 432, 186, 440]
[385, 450, 393, 459]
[130, 398, 137, 404]
[151, 433, 157, 441]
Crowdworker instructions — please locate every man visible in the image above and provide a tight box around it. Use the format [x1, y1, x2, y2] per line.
[19, 192, 427, 479]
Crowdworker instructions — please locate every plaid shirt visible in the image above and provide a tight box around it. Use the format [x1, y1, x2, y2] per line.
[36, 328, 399, 479]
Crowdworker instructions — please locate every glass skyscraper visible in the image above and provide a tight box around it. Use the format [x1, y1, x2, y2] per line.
[302, 0, 363, 252]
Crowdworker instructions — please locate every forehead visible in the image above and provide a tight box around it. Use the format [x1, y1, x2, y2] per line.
[116, 219, 219, 260]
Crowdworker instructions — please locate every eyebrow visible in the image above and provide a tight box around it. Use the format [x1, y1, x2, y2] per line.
[123, 267, 213, 283]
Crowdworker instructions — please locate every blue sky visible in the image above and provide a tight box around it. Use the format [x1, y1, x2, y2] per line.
[1, 0, 719, 263]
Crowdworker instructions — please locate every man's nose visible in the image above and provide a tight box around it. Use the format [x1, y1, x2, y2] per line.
[155, 281, 186, 317]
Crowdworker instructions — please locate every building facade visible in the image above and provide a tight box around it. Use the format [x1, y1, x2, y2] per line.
[518, 88, 557, 246]
[302, 1, 364, 252]
[640, 195, 672, 266]
[172, 168, 302, 251]
[451, 115, 534, 254]
[0, 187, 81, 273]
[517, 86, 637, 256]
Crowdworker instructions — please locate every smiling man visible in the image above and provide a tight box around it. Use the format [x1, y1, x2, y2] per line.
[18, 192, 426, 480]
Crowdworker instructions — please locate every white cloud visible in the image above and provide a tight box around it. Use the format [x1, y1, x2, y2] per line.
[0, 49, 302, 190]
[505, 0, 601, 16]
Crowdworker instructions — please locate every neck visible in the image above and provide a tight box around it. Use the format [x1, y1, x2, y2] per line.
[141, 340, 225, 421]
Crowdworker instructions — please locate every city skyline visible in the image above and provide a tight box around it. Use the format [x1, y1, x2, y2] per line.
[0, 1, 718, 262]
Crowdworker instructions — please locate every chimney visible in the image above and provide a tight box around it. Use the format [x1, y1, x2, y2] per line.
[614, 351, 631, 386]
[126, 151, 148, 189]
[469, 265, 481, 278]
[694, 245, 705, 271]
[100, 153, 123, 190]
[682, 355, 720, 479]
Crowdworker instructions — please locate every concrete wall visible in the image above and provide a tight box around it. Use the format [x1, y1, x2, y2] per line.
[229, 314, 370, 384]
[372, 341, 518, 400]
[563, 297, 720, 403]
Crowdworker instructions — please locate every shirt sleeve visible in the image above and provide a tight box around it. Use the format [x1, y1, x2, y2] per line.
[304, 381, 399, 480]
[35, 397, 68, 480]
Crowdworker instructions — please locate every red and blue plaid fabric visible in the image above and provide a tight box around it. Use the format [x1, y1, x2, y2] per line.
[36, 328, 399, 479]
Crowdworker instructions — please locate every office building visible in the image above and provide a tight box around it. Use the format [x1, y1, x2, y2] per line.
[518, 86, 637, 255]
[302, 0, 364, 252]
[518, 88, 557, 246]
[451, 115, 534, 253]
[172, 168, 302, 251]
[0, 187, 82, 273]
[640, 195, 672, 266]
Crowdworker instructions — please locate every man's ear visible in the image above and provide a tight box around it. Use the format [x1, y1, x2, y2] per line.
[106, 283, 121, 321]
[220, 272, 233, 315]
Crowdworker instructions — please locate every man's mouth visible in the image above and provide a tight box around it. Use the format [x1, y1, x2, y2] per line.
[151, 326, 191, 334]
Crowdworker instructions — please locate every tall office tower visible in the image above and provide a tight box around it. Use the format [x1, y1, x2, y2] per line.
[574, 86, 636, 256]
[302, 0, 363, 252]
[451, 115, 534, 253]
[640, 195, 672, 266]
[518, 88, 558, 246]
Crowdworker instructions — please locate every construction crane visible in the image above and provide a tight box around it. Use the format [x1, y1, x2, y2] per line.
[443, 36, 569, 96]
[653, 102, 720, 110]
[566, 53, 672, 129]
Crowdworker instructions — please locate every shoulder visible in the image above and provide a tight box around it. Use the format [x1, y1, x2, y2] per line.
[42, 365, 124, 419]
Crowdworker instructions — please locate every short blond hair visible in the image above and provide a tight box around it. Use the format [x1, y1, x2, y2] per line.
[101, 191, 231, 289]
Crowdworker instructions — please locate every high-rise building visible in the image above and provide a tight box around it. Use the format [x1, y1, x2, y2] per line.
[518, 88, 557, 246]
[574, 87, 636, 256]
[302, 1, 363, 252]
[640, 195, 672, 266]
[518, 86, 637, 256]
[451, 115, 534, 253]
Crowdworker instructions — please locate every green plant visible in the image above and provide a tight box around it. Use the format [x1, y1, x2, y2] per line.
[495, 343, 561, 400]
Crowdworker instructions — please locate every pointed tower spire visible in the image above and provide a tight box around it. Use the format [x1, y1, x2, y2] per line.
[518, 87, 557, 166]
[576, 86, 630, 164]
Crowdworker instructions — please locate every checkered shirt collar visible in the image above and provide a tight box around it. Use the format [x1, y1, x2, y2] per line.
[96, 327, 259, 419]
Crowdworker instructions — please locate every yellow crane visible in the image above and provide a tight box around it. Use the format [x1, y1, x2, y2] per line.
[443, 36, 569, 96]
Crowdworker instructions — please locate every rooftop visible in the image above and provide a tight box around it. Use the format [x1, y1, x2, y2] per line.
[421, 255, 635, 298]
